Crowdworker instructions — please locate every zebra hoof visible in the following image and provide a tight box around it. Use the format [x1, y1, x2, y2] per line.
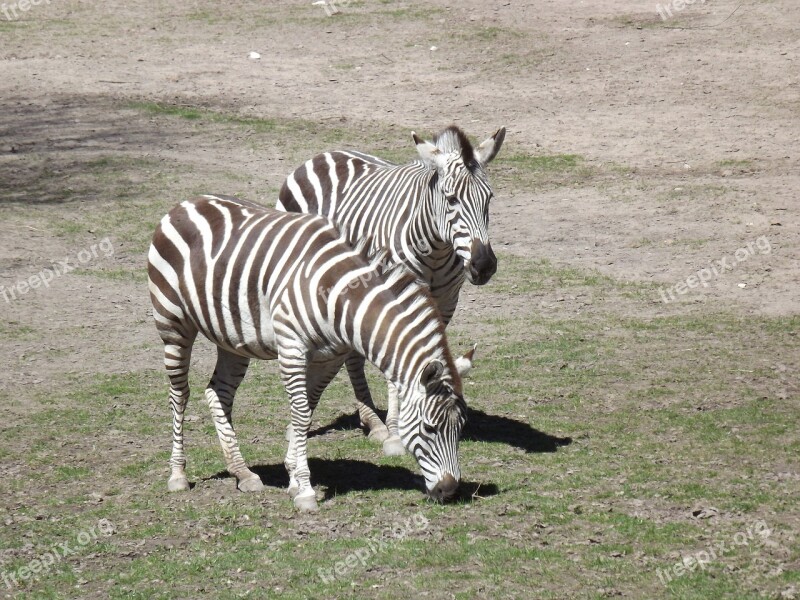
[367, 426, 390, 444]
[237, 476, 264, 493]
[293, 493, 319, 513]
[382, 436, 406, 456]
[167, 475, 190, 492]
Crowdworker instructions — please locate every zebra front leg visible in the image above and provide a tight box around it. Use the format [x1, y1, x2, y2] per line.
[164, 341, 195, 491]
[383, 382, 405, 456]
[205, 348, 263, 492]
[346, 354, 390, 444]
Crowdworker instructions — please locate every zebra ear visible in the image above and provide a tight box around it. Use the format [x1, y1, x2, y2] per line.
[412, 132, 447, 172]
[454, 343, 477, 377]
[420, 359, 445, 388]
[475, 127, 506, 167]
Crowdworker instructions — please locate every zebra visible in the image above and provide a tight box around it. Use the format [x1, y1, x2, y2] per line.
[277, 125, 504, 455]
[147, 194, 468, 511]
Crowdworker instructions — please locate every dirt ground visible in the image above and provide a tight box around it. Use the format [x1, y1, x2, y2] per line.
[1, 0, 797, 386]
[0, 0, 798, 598]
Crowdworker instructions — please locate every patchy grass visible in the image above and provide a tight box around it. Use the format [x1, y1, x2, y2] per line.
[506, 153, 583, 172]
[716, 159, 754, 168]
[2, 247, 796, 599]
[488, 252, 655, 301]
[72, 267, 149, 284]
[0, 320, 36, 339]
[496, 153, 599, 189]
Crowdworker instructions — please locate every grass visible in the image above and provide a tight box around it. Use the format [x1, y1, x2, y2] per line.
[0, 320, 36, 339]
[487, 252, 654, 300]
[2, 244, 797, 598]
[0, 101, 796, 596]
[129, 104, 391, 162]
[72, 267, 149, 284]
[496, 152, 599, 189]
[717, 159, 754, 168]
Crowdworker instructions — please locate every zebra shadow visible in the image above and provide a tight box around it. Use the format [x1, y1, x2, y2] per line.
[209, 460, 497, 502]
[309, 408, 573, 454]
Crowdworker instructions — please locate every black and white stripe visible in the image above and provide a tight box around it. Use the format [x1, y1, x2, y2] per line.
[277, 126, 504, 453]
[147, 195, 467, 511]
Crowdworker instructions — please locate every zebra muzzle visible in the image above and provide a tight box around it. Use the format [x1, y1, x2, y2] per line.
[428, 473, 459, 503]
[467, 240, 497, 285]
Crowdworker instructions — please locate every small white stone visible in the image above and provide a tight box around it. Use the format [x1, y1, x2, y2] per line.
[248, 51, 261, 60]
[738, 283, 747, 288]
[430, 46, 438, 51]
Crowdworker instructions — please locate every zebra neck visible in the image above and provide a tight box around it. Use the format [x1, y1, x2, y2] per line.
[398, 178, 452, 275]
[351, 284, 448, 390]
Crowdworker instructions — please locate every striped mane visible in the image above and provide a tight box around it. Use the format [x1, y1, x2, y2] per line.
[433, 125, 479, 171]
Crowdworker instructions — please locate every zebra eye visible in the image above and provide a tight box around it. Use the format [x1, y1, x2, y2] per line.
[446, 195, 459, 207]
[423, 422, 437, 435]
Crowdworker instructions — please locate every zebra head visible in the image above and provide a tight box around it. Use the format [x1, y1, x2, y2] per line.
[413, 126, 506, 286]
[400, 359, 468, 502]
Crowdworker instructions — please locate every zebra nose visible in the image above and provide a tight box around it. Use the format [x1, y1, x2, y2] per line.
[429, 474, 459, 503]
[468, 241, 497, 285]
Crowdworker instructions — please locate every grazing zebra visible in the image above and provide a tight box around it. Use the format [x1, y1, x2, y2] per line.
[277, 125, 504, 454]
[147, 194, 468, 511]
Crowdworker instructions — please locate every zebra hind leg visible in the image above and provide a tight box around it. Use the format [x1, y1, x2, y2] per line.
[205, 348, 263, 493]
[346, 354, 390, 444]
[163, 338, 196, 492]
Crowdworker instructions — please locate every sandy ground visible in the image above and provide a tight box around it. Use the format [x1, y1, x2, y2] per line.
[1, 0, 797, 397]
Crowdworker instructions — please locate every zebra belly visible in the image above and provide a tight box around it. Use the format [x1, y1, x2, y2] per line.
[193, 300, 280, 361]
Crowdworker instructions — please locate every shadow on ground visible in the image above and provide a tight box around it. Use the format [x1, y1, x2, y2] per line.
[0, 96, 173, 204]
[205, 459, 499, 503]
[310, 409, 573, 454]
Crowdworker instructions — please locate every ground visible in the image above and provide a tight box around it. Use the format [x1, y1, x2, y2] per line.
[0, 0, 798, 598]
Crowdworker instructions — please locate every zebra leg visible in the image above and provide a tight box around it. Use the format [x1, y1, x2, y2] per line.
[383, 382, 406, 456]
[280, 350, 318, 512]
[205, 348, 263, 492]
[164, 340, 195, 492]
[281, 351, 344, 512]
[346, 354, 390, 444]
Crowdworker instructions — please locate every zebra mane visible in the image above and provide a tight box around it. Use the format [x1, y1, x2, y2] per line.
[433, 125, 478, 171]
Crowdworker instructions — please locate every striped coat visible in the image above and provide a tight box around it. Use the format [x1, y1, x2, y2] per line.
[277, 126, 504, 452]
[147, 195, 467, 511]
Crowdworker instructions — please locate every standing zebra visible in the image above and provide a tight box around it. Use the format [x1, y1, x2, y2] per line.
[147, 195, 468, 511]
[277, 125, 504, 454]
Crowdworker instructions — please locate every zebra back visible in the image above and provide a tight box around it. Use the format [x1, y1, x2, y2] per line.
[147, 195, 463, 394]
